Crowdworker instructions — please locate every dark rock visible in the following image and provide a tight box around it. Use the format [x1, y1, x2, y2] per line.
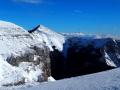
[28, 25, 41, 33]
[50, 37, 120, 80]
[50, 46, 65, 80]
[7, 45, 51, 82]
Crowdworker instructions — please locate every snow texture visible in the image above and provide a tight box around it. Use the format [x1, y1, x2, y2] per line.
[2, 68, 120, 90]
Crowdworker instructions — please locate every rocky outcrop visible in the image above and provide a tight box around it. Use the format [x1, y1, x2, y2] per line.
[0, 21, 51, 86]
[7, 45, 51, 82]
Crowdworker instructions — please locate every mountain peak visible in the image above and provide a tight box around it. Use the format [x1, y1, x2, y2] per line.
[29, 24, 52, 34]
[29, 24, 65, 51]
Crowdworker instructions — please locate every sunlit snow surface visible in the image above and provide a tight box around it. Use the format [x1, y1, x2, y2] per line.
[0, 20, 43, 58]
[0, 21, 48, 86]
[1, 68, 120, 90]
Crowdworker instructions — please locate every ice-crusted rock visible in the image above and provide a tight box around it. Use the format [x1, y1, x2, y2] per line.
[0, 21, 51, 86]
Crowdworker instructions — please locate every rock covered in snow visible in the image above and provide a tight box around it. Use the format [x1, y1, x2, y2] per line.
[0, 20, 51, 86]
[29, 25, 65, 51]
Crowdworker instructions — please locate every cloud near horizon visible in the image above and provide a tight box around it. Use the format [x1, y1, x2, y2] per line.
[13, 0, 42, 4]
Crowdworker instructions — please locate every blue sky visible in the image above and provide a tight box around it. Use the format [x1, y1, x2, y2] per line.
[0, 0, 120, 35]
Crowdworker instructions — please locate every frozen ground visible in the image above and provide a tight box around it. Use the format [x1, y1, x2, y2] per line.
[1, 68, 120, 90]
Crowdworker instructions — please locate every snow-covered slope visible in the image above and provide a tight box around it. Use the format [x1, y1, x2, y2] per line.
[3, 68, 120, 90]
[0, 21, 51, 86]
[0, 21, 41, 59]
[29, 25, 65, 51]
[0, 20, 27, 34]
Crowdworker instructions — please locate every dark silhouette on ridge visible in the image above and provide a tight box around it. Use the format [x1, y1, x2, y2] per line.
[28, 25, 41, 33]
